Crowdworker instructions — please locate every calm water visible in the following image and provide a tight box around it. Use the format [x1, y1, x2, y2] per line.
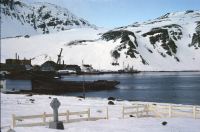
[61, 72, 200, 105]
[2, 79, 32, 91]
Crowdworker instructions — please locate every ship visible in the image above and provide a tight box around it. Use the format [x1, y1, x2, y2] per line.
[5, 71, 120, 94]
[32, 79, 119, 94]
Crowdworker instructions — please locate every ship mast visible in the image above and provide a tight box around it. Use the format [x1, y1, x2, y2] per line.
[82, 60, 85, 99]
[57, 48, 63, 65]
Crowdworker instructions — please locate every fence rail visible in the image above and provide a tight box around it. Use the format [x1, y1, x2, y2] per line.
[12, 107, 108, 128]
[12, 103, 200, 128]
[122, 104, 148, 118]
[13, 109, 91, 128]
[148, 104, 200, 118]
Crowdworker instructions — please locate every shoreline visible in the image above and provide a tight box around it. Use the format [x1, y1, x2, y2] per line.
[1, 91, 200, 106]
[2, 70, 200, 80]
[1, 92, 200, 108]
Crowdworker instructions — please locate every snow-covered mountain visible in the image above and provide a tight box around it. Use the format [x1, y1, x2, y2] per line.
[0, 0, 95, 38]
[1, 7, 200, 71]
[97, 10, 200, 71]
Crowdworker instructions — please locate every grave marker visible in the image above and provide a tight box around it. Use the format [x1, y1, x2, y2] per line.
[49, 98, 64, 130]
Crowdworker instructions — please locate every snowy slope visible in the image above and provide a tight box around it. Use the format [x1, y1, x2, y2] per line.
[99, 10, 200, 71]
[0, 0, 95, 38]
[1, 28, 108, 67]
[1, 93, 200, 132]
[1, 10, 200, 71]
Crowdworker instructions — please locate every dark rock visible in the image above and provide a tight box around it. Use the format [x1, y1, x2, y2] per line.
[147, 48, 153, 53]
[24, 35, 30, 38]
[26, 94, 32, 96]
[185, 10, 194, 14]
[111, 50, 120, 60]
[97, 110, 102, 113]
[77, 96, 85, 99]
[162, 121, 168, 126]
[129, 115, 134, 117]
[142, 25, 182, 59]
[29, 99, 35, 102]
[108, 97, 116, 101]
[49, 97, 52, 99]
[190, 31, 200, 49]
[108, 101, 115, 105]
[102, 30, 139, 61]
[17, 119, 23, 121]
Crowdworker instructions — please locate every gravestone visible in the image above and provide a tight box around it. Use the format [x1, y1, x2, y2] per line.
[49, 98, 64, 130]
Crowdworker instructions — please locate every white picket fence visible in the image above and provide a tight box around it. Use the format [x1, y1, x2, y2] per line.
[12, 108, 108, 128]
[122, 103, 200, 119]
[148, 104, 200, 119]
[122, 104, 149, 118]
[12, 103, 200, 128]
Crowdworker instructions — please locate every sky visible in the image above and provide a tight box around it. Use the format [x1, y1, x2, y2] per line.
[25, 0, 200, 28]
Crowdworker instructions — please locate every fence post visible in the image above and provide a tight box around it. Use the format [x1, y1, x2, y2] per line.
[12, 114, 16, 128]
[43, 112, 46, 125]
[136, 104, 139, 118]
[146, 104, 149, 116]
[122, 106, 124, 119]
[66, 110, 69, 122]
[88, 108, 90, 121]
[106, 107, 109, 119]
[169, 104, 172, 118]
[193, 106, 196, 119]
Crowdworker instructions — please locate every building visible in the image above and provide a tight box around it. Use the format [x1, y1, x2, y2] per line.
[65, 65, 81, 73]
[57, 69, 76, 74]
[0, 63, 29, 71]
[40, 61, 57, 71]
[0, 58, 32, 71]
[82, 64, 95, 72]
[6, 59, 31, 65]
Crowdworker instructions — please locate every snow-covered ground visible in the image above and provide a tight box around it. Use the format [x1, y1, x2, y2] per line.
[1, 93, 200, 132]
[1, 27, 108, 66]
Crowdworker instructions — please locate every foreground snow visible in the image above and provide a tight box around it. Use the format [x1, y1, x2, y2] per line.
[1, 93, 200, 132]
[9, 118, 200, 132]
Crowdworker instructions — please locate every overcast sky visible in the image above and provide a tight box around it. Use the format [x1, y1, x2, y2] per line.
[24, 0, 200, 28]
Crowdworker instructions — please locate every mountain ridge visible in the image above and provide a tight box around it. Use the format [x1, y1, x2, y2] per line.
[98, 10, 200, 68]
[0, 0, 96, 38]
[1, 3, 200, 71]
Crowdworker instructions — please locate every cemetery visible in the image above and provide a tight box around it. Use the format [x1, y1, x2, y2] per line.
[1, 94, 199, 132]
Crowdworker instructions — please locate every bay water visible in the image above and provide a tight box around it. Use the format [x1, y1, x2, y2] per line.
[61, 72, 200, 105]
